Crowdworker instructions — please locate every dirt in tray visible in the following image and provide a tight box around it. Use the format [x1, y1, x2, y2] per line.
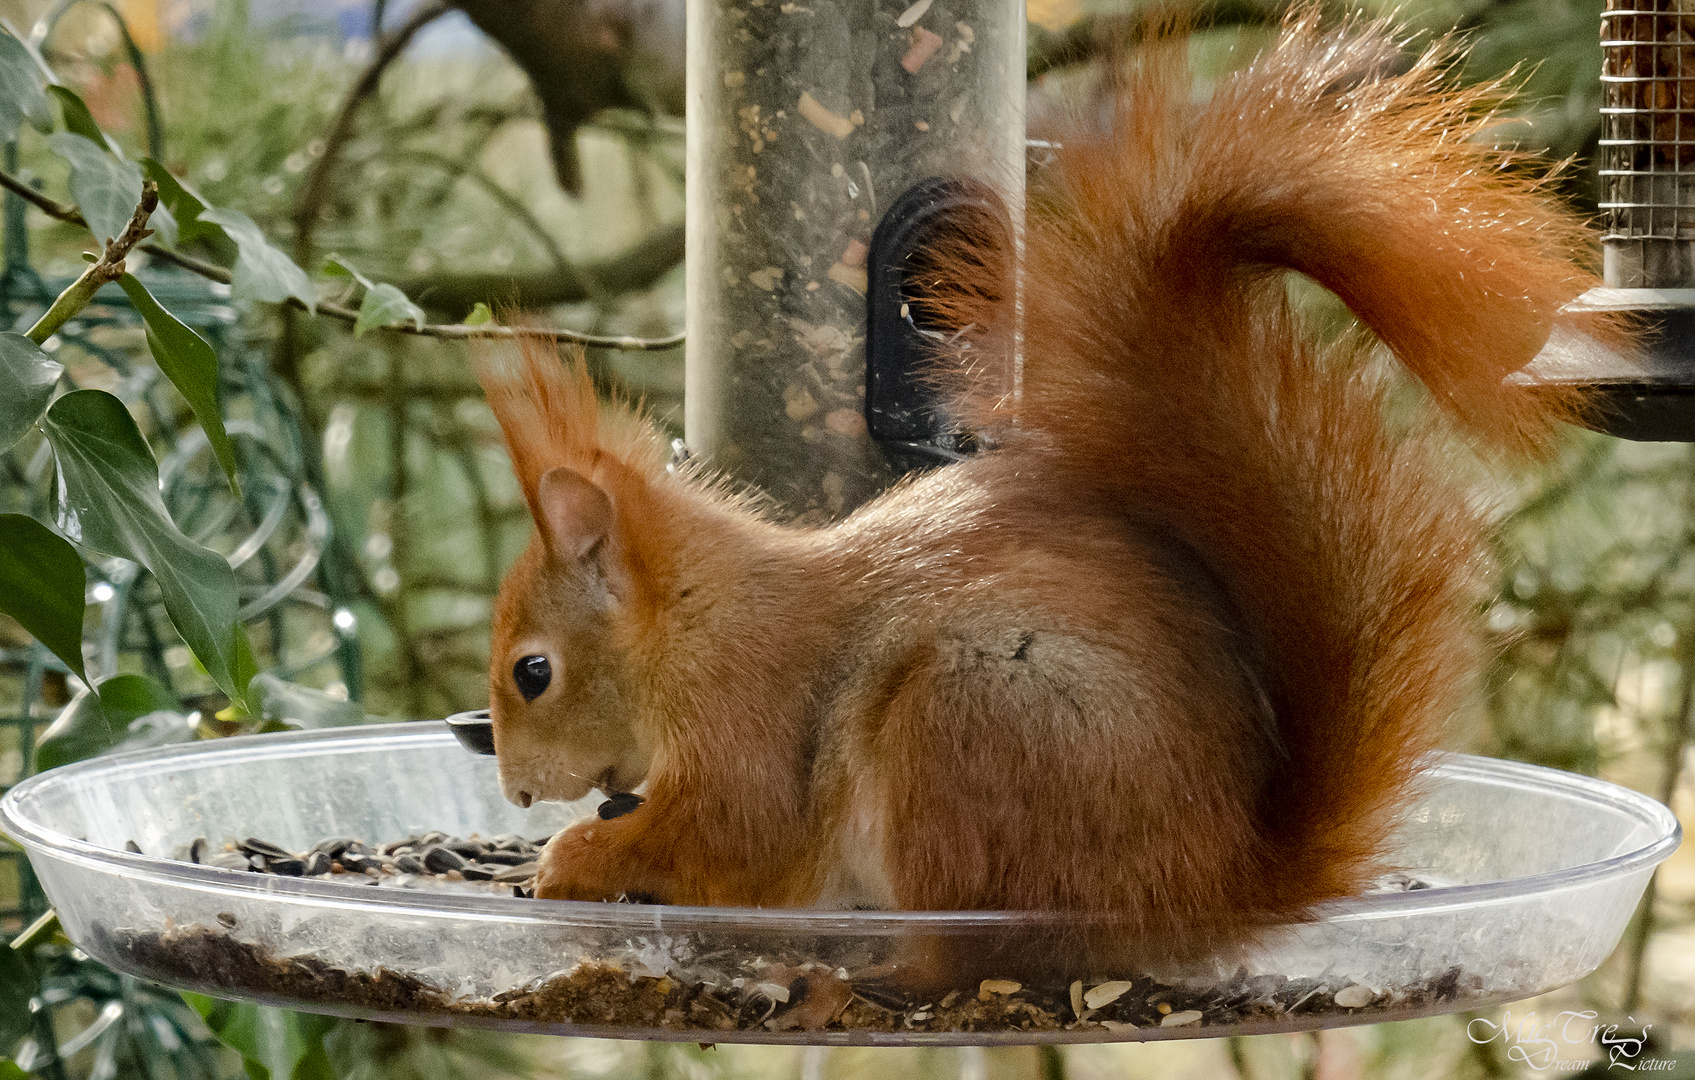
[94, 923, 1486, 1036]
[109, 831, 1483, 1036]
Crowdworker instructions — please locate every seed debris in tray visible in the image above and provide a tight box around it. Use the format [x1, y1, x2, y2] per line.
[94, 921, 1486, 1037]
[117, 836, 1472, 1036]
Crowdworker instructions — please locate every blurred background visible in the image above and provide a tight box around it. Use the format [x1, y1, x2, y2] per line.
[0, 0, 1690, 1075]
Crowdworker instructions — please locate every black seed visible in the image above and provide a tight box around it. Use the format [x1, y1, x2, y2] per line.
[124, 840, 142, 853]
[461, 864, 496, 881]
[304, 852, 331, 876]
[446, 840, 483, 858]
[268, 858, 307, 876]
[189, 838, 209, 864]
[394, 854, 427, 874]
[340, 853, 375, 873]
[216, 912, 238, 929]
[421, 832, 447, 845]
[240, 837, 293, 859]
[247, 854, 269, 872]
[493, 863, 538, 883]
[423, 846, 468, 874]
[598, 792, 645, 820]
[512, 886, 532, 898]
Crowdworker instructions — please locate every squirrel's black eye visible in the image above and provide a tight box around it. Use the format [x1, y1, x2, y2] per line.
[513, 655, 552, 701]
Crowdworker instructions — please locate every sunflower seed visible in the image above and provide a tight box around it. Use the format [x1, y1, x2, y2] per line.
[423, 846, 468, 874]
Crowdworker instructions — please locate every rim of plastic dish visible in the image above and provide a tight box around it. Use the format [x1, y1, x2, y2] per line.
[1, 721, 1682, 932]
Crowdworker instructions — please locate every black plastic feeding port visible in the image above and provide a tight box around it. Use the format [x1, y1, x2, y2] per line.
[1582, 305, 1695, 442]
[1519, 295, 1695, 442]
[866, 176, 1010, 473]
[445, 709, 496, 755]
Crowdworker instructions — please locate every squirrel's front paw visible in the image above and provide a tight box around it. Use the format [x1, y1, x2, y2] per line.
[533, 822, 662, 903]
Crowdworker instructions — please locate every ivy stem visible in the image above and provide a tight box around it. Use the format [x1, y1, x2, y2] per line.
[24, 182, 158, 346]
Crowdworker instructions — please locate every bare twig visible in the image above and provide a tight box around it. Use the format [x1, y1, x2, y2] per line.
[26, 181, 157, 344]
[0, 165, 683, 350]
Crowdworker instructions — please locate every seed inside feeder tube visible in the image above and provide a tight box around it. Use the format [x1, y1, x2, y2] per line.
[828, 262, 868, 294]
[903, 26, 944, 74]
[896, 0, 933, 27]
[798, 92, 856, 139]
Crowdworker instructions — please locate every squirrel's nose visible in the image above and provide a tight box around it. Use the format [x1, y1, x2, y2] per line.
[517, 790, 533, 809]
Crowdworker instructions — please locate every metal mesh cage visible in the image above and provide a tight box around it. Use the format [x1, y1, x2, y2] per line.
[1600, 3, 1695, 241]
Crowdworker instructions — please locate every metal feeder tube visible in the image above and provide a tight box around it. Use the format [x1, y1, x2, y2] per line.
[684, 0, 1025, 521]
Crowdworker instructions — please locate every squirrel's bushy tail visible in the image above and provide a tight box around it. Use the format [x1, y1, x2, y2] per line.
[950, 12, 1616, 917]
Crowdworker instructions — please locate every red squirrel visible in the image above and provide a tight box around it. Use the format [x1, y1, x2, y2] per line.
[475, 14, 1618, 962]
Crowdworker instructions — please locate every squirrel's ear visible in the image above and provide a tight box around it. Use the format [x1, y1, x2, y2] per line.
[535, 466, 614, 562]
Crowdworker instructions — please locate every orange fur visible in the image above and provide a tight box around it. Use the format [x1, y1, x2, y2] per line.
[474, 13, 1624, 967]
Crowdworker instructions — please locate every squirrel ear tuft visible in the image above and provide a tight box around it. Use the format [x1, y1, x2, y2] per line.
[535, 466, 614, 562]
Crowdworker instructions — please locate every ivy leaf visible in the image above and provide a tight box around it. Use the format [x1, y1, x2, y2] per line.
[40, 389, 253, 707]
[0, 332, 62, 451]
[181, 995, 336, 1080]
[324, 256, 424, 335]
[45, 132, 142, 249]
[33, 673, 181, 773]
[0, 514, 86, 682]
[45, 128, 176, 248]
[463, 301, 492, 326]
[250, 672, 361, 729]
[140, 158, 223, 246]
[355, 282, 425, 336]
[117, 274, 239, 492]
[47, 84, 108, 148]
[199, 208, 314, 313]
[0, 28, 50, 143]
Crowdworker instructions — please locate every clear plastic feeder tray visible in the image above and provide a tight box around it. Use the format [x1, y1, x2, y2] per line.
[0, 723, 1679, 1045]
